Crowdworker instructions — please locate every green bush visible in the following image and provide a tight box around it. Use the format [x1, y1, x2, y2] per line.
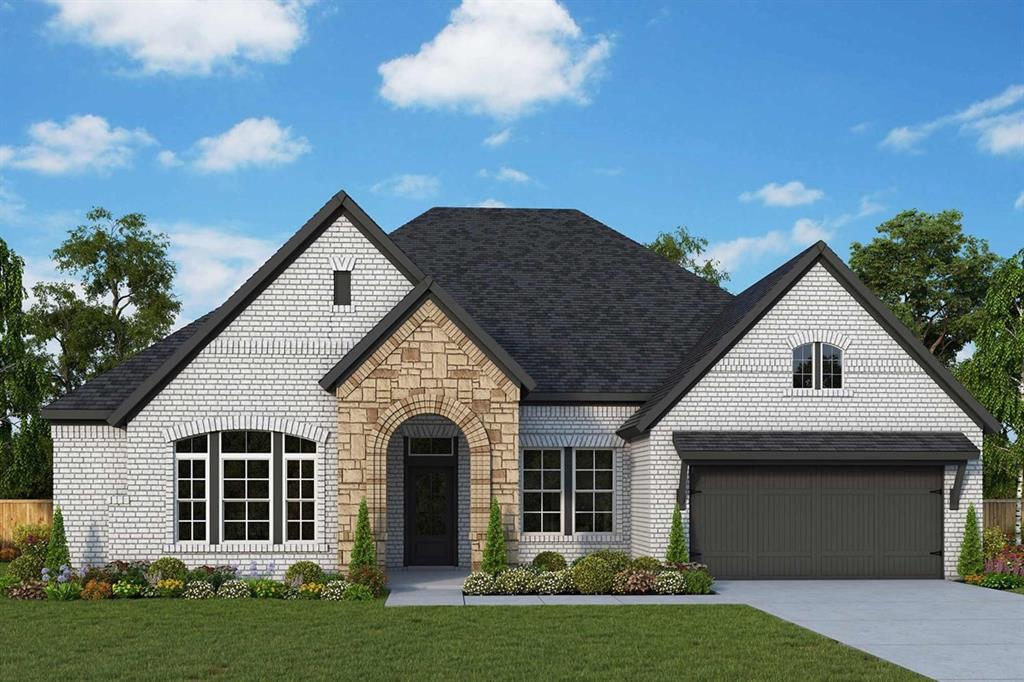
[183, 581, 215, 600]
[666, 503, 688, 563]
[348, 565, 387, 597]
[44, 580, 81, 601]
[462, 572, 496, 595]
[148, 557, 188, 581]
[493, 567, 536, 595]
[112, 580, 141, 599]
[683, 568, 714, 595]
[531, 551, 567, 572]
[285, 561, 325, 586]
[218, 579, 252, 599]
[983, 527, 1009, 560]
[589, 550, 629, 573]
[654, 570, 687, 595]
[570, 555, 614, 594]
[13, 523, 49, 564]
[44, 506, 70, 574]
[958, 505, 984, 578]
[534, 570, 573, 595]
[1, 572, 22, 597]
[612, 569, 657, 595]
[248, 579, 284, 599]
[350, 497, 377, 571]
[978, 572, 1024, 590]
[8, 553, 44, 582]
[343, 583, 374, 601]
[184, 565, 236, 589]
[481, 498, 507, 575]
[629, 556, 663, 573]
[321, 580, 350, 601]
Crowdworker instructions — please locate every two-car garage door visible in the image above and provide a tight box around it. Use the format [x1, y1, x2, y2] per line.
[689, 465, 943, 579]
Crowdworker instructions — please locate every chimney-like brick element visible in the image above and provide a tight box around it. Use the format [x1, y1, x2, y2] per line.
[335, 299, 520, 569]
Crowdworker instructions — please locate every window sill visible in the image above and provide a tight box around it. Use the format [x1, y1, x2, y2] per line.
[782, 388, 856, 398]
[332, 304, 353, 314]
[520, 533, 622, 544]
[163, 542, 331, 554]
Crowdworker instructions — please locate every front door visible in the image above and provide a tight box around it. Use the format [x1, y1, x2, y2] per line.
[405, 465, 456, 565]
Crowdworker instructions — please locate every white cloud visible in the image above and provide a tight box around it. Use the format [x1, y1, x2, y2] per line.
[475, 198, 507, 208]
[0, 114, 155, 174]
[378, 0, 612, 118]
[850, 121, 870, 134]
[739, 180, 824, 207]
[483, 128, 512, 147]
[45, 0, 308, 76]
[371, 174, 441, 199]
[881, 84, 1024, 153]
[707, 218, 833, 273]
[856, 191, 887, 218]
[193, 117, 310, 173]
[1014, 191, 1024, 210]
[479, 166, 530, 183]
[157, 150, 182, 167]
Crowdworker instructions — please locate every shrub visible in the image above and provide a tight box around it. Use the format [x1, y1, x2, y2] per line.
[0, 547, 19, 562]
[978, 572, 1024, 590]
[612, 569, 657, 595]
[534, 569, 573, 595]
[629, 556, 663, 573]
[571, 555, 614, 594]
[218, 579, 252, 599]
[985, 545, 1024, 576]
[156, 579, 184, 597]
[285, 561, 325, 587]
[8, 554, 43, 582]
[148, 557, 188, 582]
[112, 580, 141, 598]
[983, 528, 1009, 560]
[0, 573, 22, 596]
[654, 571, 687, 595]
[493, 567, 536, 595]
[13, 523, 50, 561]
[8, 581, 46, 601]
[248, 579, 284, 599]
[343, 583, 374, 601]
[350, 498, 377, 571]
[531, 551, 567, 572]
[958, 505, 984, 578]
[666, 503, 688, 564]
[44, 506, 70, 575]
[964, 574, 985, 585]
[482, 498, 508, 575]
[185, 565, 236, 590]
[348, 565, 387, 598]
[682, 568, 714, 595]
[462, 571, 496, 595]
[45, 581, 82, 601]
[183, 581, 215, 600]
[589, 550, 629, 573]
[321, 580, 350, 601]
[140, 585, 159, 599]
[298, 582, 323, 600]
[81, 580, 112, 601]
[104, 560, 150, 586]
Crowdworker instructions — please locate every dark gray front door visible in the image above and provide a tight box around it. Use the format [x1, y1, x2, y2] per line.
[405, 465, 456, 565]
[690, 465, 943, 579]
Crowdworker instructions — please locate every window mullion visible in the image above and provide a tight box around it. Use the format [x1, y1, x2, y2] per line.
[813, 341, 821, 390]
[210, 432, 220, 545]
[273, 432, 283, 546]
[563, 446, 573, 536]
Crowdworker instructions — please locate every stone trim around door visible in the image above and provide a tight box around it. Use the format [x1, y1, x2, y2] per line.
[335, 298, 521, 570]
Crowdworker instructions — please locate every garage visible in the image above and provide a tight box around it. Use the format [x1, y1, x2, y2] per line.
[675, 431, 980, 580]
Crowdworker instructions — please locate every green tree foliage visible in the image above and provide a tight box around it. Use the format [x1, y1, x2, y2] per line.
[666, 503, 689, 563]
[0, 238, 52, 498]
[481, 497, 507, 575]
[957, 504, 984, 577]
[45, 505, 70, 573]
[648, 225, 730, 287]
[850, 210, 1000, 365]
[30, 208, 180, 394]
[350, 497, 376, 570]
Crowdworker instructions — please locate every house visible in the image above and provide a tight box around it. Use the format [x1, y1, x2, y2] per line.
[41, 190, 1000, 580]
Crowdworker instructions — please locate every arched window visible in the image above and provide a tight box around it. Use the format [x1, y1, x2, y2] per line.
[821, 343, 843, 389]
[792, 342, 843, 390]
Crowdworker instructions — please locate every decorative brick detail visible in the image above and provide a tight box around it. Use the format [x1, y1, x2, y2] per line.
[336, 298, 520, 569]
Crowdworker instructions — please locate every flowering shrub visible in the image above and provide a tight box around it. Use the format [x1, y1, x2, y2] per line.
[348, 565, 387, 597]
[570, 556, 614, 594]
[533, 569, 573, 595]
[343, 583, 374, 601]
[462, 571, 496, 595]
[984, 546, 1024, 577]
[282, 586, 300, 600]
[298, 582, 324, 600]
[112, 580, 141, 599]
[964, 574, 985, 585]
[8, 580, 46, 601]
[248, 579, 285, 599]
[321, 580, 350, 601]
[82, 580, 113, 601]
[654, 571, 688, 595]
[983, 528, 1009, 560]
[494, 567, 536, 595]
[183, 581, 215, 600]
[8, 554, 44, 582]
[13, 523, 50, 562]
[218, 579, 252, 599]
[531, 552, 567, 572]
[156, 579, 185, 597]
[185, 565, 236, 590]
[612, 569, 657, 595]
[285, 562, 325, 587]
[148, 557, 188, 582]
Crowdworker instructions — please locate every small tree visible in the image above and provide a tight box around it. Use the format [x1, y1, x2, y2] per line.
[666, 503, 689, 564]
[481, 497, 507, 575]
[45, 505, 70, 573]
[957, 505, 984, 578]
[350, 498, 376, 570]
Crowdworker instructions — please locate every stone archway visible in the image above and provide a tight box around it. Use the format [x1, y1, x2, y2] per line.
[334, 298, 520, 569]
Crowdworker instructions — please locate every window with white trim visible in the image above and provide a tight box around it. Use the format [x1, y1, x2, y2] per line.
[575, 449, 613, 533]
[285, 435, 316, 542]
[175, 435, 208, 542]
[522, 449, 562, 533]
[221, 430, 271, 542]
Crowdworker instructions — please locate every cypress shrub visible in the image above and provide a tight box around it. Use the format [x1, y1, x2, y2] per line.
[44, 506, 70, 573]
[481, 498, 507, 575]
[666, 503, 688, 564]
[957, 504, 984, 577]
[350, 498, 376, 571]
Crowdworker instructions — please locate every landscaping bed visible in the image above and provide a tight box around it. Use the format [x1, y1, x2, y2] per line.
[963, 528, 1024, 593]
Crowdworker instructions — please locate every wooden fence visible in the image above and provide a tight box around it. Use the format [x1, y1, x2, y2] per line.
[984, 499, 1019, 537]
[0, 499, 53, 544]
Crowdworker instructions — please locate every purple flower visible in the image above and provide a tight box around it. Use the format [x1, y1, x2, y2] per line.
[40, 567, 50, 580]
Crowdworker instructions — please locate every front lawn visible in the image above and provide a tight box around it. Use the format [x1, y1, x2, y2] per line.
[1, 600, 920, 680]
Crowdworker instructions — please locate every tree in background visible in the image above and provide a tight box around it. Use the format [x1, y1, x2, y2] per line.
[850, 210, 1000, 365]
[30, 208, 180, 393]
[0, 239, 52, 498]
[648, 225, 730, 287]
[958, 250, 1023, 541]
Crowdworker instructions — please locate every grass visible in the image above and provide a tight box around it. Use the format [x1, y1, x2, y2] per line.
[1, 600, 921, 681]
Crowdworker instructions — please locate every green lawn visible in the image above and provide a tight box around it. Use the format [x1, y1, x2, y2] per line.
[1, 600, 920, 680]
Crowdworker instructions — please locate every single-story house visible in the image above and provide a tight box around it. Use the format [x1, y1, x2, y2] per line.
[42, 191, 999, 579]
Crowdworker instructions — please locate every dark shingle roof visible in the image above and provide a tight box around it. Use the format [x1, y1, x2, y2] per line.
[390, 208, 734, 395]
[672, 431, 980, 459]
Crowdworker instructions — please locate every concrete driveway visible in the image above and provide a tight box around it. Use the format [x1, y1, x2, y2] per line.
[713, 580, 1024, 681]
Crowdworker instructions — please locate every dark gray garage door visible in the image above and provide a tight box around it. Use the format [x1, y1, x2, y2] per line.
[689, 465, 943, 579]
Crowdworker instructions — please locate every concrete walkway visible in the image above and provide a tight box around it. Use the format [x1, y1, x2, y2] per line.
[386, 567, 469, 606]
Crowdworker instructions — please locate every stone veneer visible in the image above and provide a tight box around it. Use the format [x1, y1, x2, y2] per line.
[334, 298, 520, 569]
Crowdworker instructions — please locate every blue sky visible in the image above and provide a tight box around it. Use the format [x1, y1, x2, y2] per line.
[1, 0, 1021, 326]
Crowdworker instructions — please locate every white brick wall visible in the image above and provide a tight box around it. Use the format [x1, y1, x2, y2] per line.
[636, 263, 983, 578]
[52, 215, 414, 577]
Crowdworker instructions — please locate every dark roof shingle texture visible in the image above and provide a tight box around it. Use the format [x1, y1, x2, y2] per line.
[672, 430, 980, 455]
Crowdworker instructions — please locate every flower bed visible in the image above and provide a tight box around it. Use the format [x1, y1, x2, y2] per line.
[965, 542, 1024, 591]
[463, 551, 715, 596]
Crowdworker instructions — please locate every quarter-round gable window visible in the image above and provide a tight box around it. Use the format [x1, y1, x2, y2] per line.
[792, 342, 843, 390]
